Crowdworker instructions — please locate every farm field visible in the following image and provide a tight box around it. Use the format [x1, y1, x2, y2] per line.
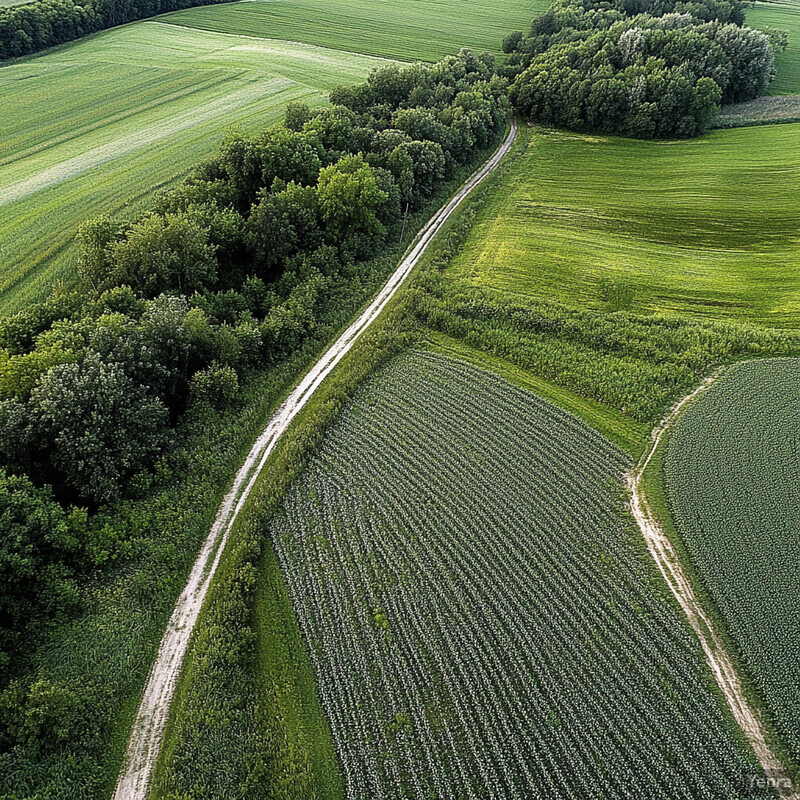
[664, 358, 800, 765]
[0, 22, 392, 314]
[750, 0, 800, 95]
[0, 0, 542, 316]
[164, 0, 548, 62]
[261, 350, 758, 799]
[3, 0, 798, 795]
[444, 124, 800, 325]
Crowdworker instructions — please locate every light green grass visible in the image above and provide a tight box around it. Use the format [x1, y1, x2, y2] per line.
[0, 22, 391, 314]
[164, 0, 548, 62]
[447, 124, 800, 325]
[750, 0, 800, 95]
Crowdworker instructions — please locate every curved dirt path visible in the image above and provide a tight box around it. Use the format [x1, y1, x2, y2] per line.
[628, 372, 798, 800]
[112, 120, 517, 800]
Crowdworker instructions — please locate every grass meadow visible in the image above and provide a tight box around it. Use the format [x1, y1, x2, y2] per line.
[446, 124, 800, 325]
[164, 0, 548, 62]
[0, 22, 392, 314]
[749, 0, 800, 95]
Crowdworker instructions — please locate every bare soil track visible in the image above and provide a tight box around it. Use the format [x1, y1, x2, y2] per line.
[112, 120, 517, 800]
[628, 371, 799, 800]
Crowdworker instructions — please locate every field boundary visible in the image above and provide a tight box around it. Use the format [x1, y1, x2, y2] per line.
[628, 371, 799, 800]
[112, 119, 517, 800]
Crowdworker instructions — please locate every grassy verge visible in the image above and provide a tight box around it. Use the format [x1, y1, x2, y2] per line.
[152, 289, 416, 799]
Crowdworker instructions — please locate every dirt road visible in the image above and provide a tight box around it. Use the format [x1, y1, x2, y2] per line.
[112, 119, 518, 800]
[628, 372, 798, 800]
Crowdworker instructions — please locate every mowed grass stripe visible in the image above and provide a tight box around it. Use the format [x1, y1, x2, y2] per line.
[0, 65, 237, 167]
[446, 125, 800, 325]
[2, 77, 295, 204]
[0, 21, 393, 313]
[1, 23, 389, 179]
[164, 0, 549, 61]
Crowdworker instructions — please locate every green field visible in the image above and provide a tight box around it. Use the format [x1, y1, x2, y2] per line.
[164, 0, 547, 62]
[446, 124, 800, 325]
[0, 22, 391, 314]
[750, 0, 800, 95]
[665, 358, 800, 764]
[254, 350, 757, 797]
[0, 0, 543, 316]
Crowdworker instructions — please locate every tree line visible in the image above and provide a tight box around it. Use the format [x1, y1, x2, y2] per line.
[0, 50, 509, 675]
[501, 0, 788, 137]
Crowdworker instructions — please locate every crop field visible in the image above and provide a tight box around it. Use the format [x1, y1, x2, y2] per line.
[424, 331, 650, 455]
[0, 21, 392, 314]
[750, 0, 800, 95]
[445, 125, 800, 325]
[265, 350, 758, 799]
[665, 358, 800, 764]
[164, 0, 548, 62]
